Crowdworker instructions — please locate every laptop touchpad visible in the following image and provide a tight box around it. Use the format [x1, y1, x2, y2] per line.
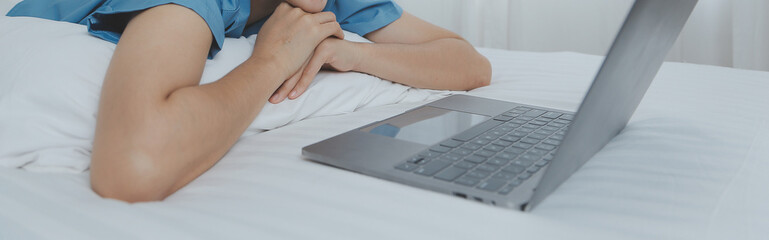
[361, 106, 489, 146]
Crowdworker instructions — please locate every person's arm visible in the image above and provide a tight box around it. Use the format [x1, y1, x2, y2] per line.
[270, 11, 491, 103]
[90, 3, 343, 203]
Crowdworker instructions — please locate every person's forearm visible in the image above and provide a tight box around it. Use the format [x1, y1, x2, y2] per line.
[161, 58, 284, 192]
[91, 57, 283, 202]
[354, 38, 491, 91]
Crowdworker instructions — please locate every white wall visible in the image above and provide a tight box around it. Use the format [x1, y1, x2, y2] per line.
[396, 0, 769, 72]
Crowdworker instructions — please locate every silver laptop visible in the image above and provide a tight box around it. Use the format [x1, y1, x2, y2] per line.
[303, 0, 697, 211]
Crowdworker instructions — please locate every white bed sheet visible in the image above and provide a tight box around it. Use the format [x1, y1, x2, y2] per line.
[1, 48, 768, 239]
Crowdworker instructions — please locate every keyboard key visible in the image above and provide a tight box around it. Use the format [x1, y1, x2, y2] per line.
[510, 131, 528, 137]
[543, 139, 561, 145]
[528, 133, 547, 140]
[480, 134, 498, 141]
[414, 160, 452, 176]
[453, 120, 503, 141]
[536, 144, 557, 151]
[513, 159, 534, 168]
[535, 116, 552, 122]
[461, 143, 482, 151]
[534, 129, 555, 135]
[502, 165, 526, 174]
[518, 172, 532, 180]
[528, 149, 548, 156]
[493, 115, 514, 121]
[547, 122, 566, 128]
[467, 170, 491, 179]
[478, 179, 506, 192]
[495, 126, 514, 132]
[440, 139, 463, 148]
[489, 130, 506, 136]
[527, 166, 541, 173]
[529, 120, 548, 126]
[464, 155, 487, 164]
[502, 123, 521, 128]
[514, 106, 532, 111]
[510, 119, 527, 125]
[517, 116, 535, 121]
[455, 177, 481, 187]
[553, 119, 571, 124]
[493, 172, 517, 180]
[419, 151, 441, 158]
[451, 148, 473, 156]
[560, 114, 574, 120]
[550, 135, 564, 140]
[440, 154, 462, 162]
[520, 154, 541, 163]
[501, 111, 519, 117]
[542, 112, 562, 119]
[544, 154, 555, 161]
[477, 164, 499, 172]
[487, 158, 510, 166]
[541, 126, 560, 131]
[430, 145, 451, 153]
[512, 142, 533, 149]
[491, 140, 513, 147]
[471, 139, 491, 145]
[495, 152, 518, 160]
[483, 145, 504, 152]
[505, 147, 526, 154]
[395, 162, 418, 172]
[498, 184, 516, 195]
[455, 161, 477, 169]
[523, 109, 546, 117]
[434, 167, 467, 181]
[535, 161, 548, 167]
[475, 150, 495, 158]
[521, 138, 540, 145]
[407, 156, 429, 165]
[499, 136, 520, 143]
[519, 127, 535, 133]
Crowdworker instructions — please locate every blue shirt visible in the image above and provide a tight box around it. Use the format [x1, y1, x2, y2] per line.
[7, 0, 402, 58]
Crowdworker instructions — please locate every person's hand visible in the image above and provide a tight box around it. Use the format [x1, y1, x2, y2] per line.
[269, 37, 366, 103]
[249, 2, 344, 84]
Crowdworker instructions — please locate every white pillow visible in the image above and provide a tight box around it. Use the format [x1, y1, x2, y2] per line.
[0, 16, 450, 172]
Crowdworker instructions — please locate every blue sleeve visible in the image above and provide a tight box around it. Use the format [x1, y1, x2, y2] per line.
[324, 0, 403, 36]
[7, 0, 227, 58]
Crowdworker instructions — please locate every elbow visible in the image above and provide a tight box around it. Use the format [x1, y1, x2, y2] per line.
[465, 54, 492, 90]
[90, 147, 171, 203]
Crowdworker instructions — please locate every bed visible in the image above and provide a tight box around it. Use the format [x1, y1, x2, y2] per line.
[2, 9, 769, 240]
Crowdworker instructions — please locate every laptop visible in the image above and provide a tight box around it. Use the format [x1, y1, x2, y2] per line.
[302, 0, 697, 211]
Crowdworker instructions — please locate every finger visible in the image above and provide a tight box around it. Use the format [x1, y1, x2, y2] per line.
[269, 81, 289, 104]
[311, 11, 337, 24]
[269, 71, 299, 103]
[271, 57, 309, 103]
[290, 47, 329, 99]
[320, 21, 345, 40]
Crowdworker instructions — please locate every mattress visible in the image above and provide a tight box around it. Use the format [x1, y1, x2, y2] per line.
[1, 48, 768, 239]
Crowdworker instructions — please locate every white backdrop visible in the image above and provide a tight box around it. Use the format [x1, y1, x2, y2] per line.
[396, 0, 769, 72]
[3, 0, 768, 71]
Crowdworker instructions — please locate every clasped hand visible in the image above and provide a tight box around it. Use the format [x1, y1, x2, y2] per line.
[248, 2, 364, 104]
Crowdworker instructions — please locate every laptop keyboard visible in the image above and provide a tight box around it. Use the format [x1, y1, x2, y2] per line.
[394, 106, 572, 195]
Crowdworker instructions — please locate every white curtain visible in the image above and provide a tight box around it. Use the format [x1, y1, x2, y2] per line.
[396, 0, 769, 72]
